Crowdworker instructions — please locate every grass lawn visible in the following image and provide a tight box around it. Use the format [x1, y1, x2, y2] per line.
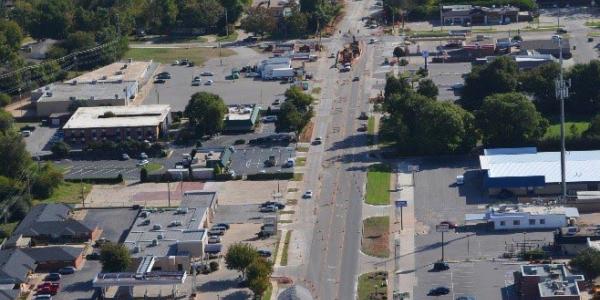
[358, 272, 388, 300]
[409, 30, 449, 38]
[280, 230, 292, 266]
[296, 146, 309, 152]
[293, 173, 304, 181]
[272, 230, 282, 262]
[143, 162, 164, 173]
[296, 157, 307, 167]
[213, 32, 239, 42]
[261, 282, 273, 300]
[0, 222, 18, 237]
[124, 47, 235, 65]
[365, 164, 391, 205]
[279, 210, 295, 215]
[544, 122, 590, 139]
[367, 116, 375, 135]
[34, 181, 92, 205]
[311, 87, 322, 94]
[361, 216, 390, 258]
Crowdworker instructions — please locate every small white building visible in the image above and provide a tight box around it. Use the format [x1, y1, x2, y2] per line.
[465, 204, 579, 230]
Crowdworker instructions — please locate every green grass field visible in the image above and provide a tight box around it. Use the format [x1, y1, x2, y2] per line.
[143, 162, 164, 173]
[34, 181, 92, 205]
[361, 216, 390, 258]
[296, 157, 306, 167]
[544, 122, 590, 139]
[358, 272, 388, 300]
[365, 164, 391, 205]
[124, 47, 235, 65]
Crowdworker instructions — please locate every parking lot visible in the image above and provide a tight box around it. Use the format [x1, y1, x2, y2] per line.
[141, 47, 298, 111]
[214, 204, 277, 224]
[57, 158, 156, 181]
[411, 157, 554, 300]
[21, 123, 60, 157]
[229, 145, 296, 176]
[54, 260, 102, 300]
[82, 208, 139, 243]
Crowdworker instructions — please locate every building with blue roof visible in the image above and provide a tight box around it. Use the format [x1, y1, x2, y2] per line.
[480, 147, 600, 196]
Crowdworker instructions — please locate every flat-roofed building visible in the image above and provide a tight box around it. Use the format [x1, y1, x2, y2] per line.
[224, 105, 260, 132]
[514, 264, 584, 300]
[69, 60, 152, 84]
[465, 204, 579, 230]
[33, 81, 138, 117]
[62, 105, 171, 144]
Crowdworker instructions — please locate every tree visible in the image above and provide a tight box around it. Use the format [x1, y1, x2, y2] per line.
[283, 7, 308, 38]
[63, 31, 96, 52]
[0, 93, 10, 107]
[0, 109, 14, 133]
[220, 0, 247, 24]
[184, 92, 228, 137]
[100, 243, 132, 272]
[51, 141, 70, 158]
[31, 163, 63, 199]
[241, 7, 277, 37]
[247, 258, 273, 296]
[180, 0, 224, 29]
[567, 60, 600, 114]
[140, 167, 148, 182]
[225, 243, 259, 276]
[570, 248, 600, 278]
[416, 78, 438, 99]
[27, 0, 75, 39]
[519, 62, 560, 113]
[0, 131, 31, 179]
[476, 93, 549, 147]
[460, 56, 519, 110]
[393, 46, 405, 61]
[277, 87, 314, 133]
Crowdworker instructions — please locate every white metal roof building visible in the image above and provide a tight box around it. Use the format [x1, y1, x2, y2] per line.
[465, 204, 579, 230]
[480, 147, 600, 196]
[63, 105, 171, 129]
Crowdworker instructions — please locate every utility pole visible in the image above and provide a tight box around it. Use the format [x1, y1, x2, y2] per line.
[554, 34, 569, 202]
[81, 177, 85, 207]
[225, 10, 229, 37]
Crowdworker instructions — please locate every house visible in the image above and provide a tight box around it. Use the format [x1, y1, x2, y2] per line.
[224, 105, 260, 132]
[21, 246, 86, 271]
[514, 264, 584, 300]
[465, 204, 579, 230]
[441, 5, 520, 26]
[13, 204, 100, 245]
[0, 249, 36, 286]
[62, 105, 171, 145]
[521, 39, 572, 59]
[480, 147, 600, 196]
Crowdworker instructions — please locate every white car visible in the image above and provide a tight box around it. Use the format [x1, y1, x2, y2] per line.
[137, 159, 149, 166]
[205, 79, 214, 85]
[303, 190, 313, 199]
[262, 115, 278, 122]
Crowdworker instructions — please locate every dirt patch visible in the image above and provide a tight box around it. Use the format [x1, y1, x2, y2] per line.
[203, 180, 288, 205]
[361, 216, 390, 258]
[299, 120, 314, 143]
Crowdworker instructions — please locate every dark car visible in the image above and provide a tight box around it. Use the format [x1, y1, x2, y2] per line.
[456, 296, 476, 300]
[257, 250, 272, 257]
[353, 76, 360, 81]
[433, 261, 449, 271]
[45, 273, 61, 282]
[215, 223, 230, 230]
[58, 267, 76, 275]
[260, 201, 285, 209]
[358, 112, 368, 120]
[439, 221, 458, 229]
[154, 79, 166, 84]
[428, 286, 450, 296]
[87, 252, 101, 260]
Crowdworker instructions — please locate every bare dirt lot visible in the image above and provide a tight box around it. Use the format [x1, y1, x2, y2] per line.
[203, 180, 288, 205]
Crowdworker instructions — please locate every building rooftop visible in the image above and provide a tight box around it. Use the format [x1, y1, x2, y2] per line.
[68, 61, 152, 83]
[481, 147, 600, 184]
[63, 105, 171, 129]
[521, 39, 571, 50]
[225, 105, 258, 121]
[521, 264, 584, 297]
[34, 81, 136, 103]
[13, 204, 97, 238]
[488, 204, 579, 218]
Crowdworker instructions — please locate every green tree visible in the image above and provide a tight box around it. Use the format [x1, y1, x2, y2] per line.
[393, 46, 405, 61]
[31, 163, 63, 199]
[476, 93, 549, 147]
[27, 0, 75, 39]
[0, 93, 10, 107]
[180, 0, 224, 28]
[284, 86, 313, 111]
[416, 78, 438, 99]
[567, 60, 600, 114]
[100, 243, 132, 272]
[0, 109, 14, 133]
[0, 130, 31, 179]
[283, 6, 308, 38]
[140, 167, 148, 182]
[51, 141, 70, 158]
[519, 62, 560, 113]
[247, 258, 273, 296]
[184, 92, 227, 137]
[241, 7, 277, 37]
[460, 56, 519, 110]
[63, 31, 96, 52]
[220, 0, 247, 24]
[570, 248, 600, 279]
[277, 87, 314, 133]
[225, 243, 259, 277]
[383, 73, 411, 99]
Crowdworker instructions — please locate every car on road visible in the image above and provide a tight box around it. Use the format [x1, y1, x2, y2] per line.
[205, 79, 214, 85]
[257, 250, 272, 257]
[58, 266, 76, 275]
[260, 205, 278, 213]
[156, 73, 172, 79]
[45, 273, 61, 282]
[261, 201, 285, 209]
[137, 159, 149, 166]
[312, 137, 322, 145]
[201, 71, 214, 76]
[353, 76, 360, 81]
[208, 236, 221, 244]
[359, 111, 368, 120]
[451, 83, 464, 90]
[357, 124, 367, 132]
[153, 79, 166, 84]
[303, 190, 313, 199]
[432, 261, 449, 271]
[428, 286, 450, 296]
[121, 153, 130, 160]
[273, 99, 281, 105]
[439, 221, 458, 229]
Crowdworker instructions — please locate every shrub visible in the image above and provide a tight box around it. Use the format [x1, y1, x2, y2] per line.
[0, 94, 10, 107]
[234, 139, 246, 145]
[140, 168, 148, 182]
[209, 261, 219, 272]
[51, 141, 71, 158]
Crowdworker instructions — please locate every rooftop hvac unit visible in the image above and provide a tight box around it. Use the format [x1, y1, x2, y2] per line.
[115, 94, 119, 99]
[90, 96, 95, 101]
[69, 96, 76, 101]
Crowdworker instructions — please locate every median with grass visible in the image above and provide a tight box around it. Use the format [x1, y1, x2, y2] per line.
[361, 216, 390, 258]
[358, 271, 388, 300]
[280, 230, 292, 266]
[365, 164, 391, 205]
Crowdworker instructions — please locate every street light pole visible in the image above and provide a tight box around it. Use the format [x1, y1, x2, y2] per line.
[554, 35, 569, 202]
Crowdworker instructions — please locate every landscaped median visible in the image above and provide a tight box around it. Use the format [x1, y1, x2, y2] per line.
[361, 216, 390, 258]
[365, 164, 392, 205]
[358, 271, 388, 300]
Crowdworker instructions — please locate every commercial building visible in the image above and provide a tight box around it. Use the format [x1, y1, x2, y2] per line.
[69, 60, 153, 84]
[521, 39, 572, 59]
[63, 105, 171, 144]
[259, 57, 294, 80]
[475, 53, 556, 70]
[224, 105, 260, 132]
[13, 204, 100, 245]
[514, 264, 584, 300]
[480, 147, 600, 196]
[441, 5, 520, 26]
[465, 204, 579, 230]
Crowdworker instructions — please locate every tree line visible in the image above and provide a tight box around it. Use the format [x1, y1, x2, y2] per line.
[381, 57, 600, 155]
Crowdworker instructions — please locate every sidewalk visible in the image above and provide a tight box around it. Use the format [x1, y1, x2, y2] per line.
[391, 169, 416, 297]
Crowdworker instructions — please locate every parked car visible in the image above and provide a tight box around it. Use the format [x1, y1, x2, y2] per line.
[21, 130, 31, 137]
[353, 76, 360, 81]
[208, 229, 225, 236]
[357, 124, 367, 132]
[58, 266, 76, 275]
[205, 79, 214, 85]
[257, 250, 272, 257]
[312, 137, 322, 145]
[154, 79, 166, 84]
[303, 190, 313, 199]
[156, 73, 171, 79]
[208, 236, 221, 244]
[211, 225, 228, 231]
[273, 99, 281, 105]
[45, 273, 61, 282]
[37, 282, 59, 294]
[456, 175, 464, 185]
[262, 115, 278, 122]
[188, 61, 195, 67]
[260, 205, 278, 213]
[215, 223, 230, 230]
[140, 152, 148, 159]
[359, 111, 369, 120]
[456, 296, 476, 300]
[201, 71, 214, 76]
[86, 252, 101, 260]
[261, 201, 285, 209]
[439, 221, 458, 229]
[428, 286, 450, 296]
[137, 159, 149, 166]
[433, 261, 449, 271]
